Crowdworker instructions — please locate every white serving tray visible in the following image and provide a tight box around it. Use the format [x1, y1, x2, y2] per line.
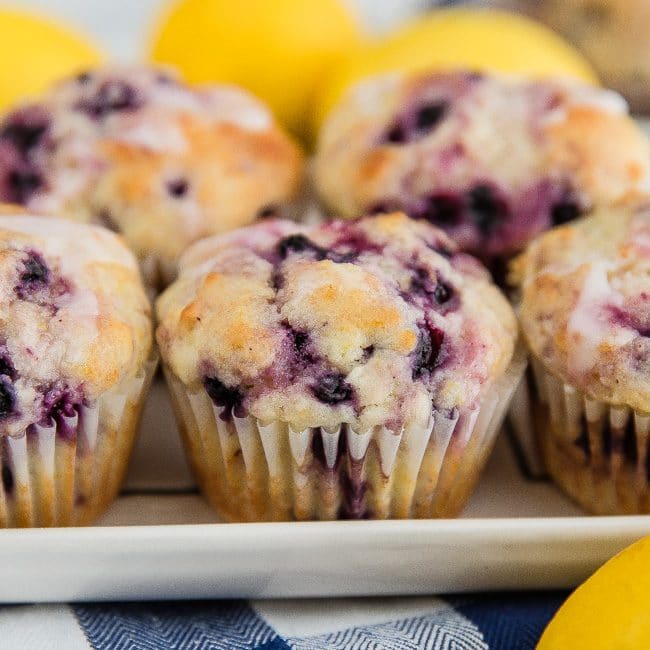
[1, 379, 650, 603]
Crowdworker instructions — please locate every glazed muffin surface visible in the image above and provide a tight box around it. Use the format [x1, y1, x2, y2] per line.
[0, 213, 152, 436]
[0, 66, 303, 283]
[157, 212, 517, 433]
[315, 70, 649, 262]
[514, 201, 650, 413]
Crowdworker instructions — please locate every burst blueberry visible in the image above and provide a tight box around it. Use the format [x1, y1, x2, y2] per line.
[21, 251, 50, 285]
[422, 193, 464, 225]
[415, 102, 448, 132]
[0, 379, 16, 418]
[204, 375, 244, 414]
[468, 184, 509, 234]
[76, 81, 142, 119]
[312, 373, 353, 404]
[276, 234, 326, 260]
[166, 177, 189, 198]
[6, 169, 42, 204]
[1, 122, 47, 154]
[551, 200, 581, 226]
[0, 355, 15, 380]
[412, 326, 444, 379]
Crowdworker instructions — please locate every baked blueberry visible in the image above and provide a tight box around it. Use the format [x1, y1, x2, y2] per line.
[0, 379, 15, 418]
[0, 211, 153, 526]
[76, 80, 142, 119]
[204, 376, 244, 415]
[316, 70, 649, 262]
[0, 66, 303, 288]
[156, 212, 518, 521]
[312, 373, 353, 404]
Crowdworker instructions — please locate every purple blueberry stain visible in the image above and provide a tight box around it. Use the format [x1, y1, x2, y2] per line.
[411, 325, 444, 379]
[0, 378, 16, 419]
[329, 230, 384, 261]
[551, 200, 581, 226]
[0, 106, 50, 152]
[415, 102, 448, 132]
[384, 101, 449, 145]
[203, 375, 245, 419]
[15, 251, 50, 299]
[1, 463, 13, 495]
[287, 327, 311, 360]
[433, 278, 453, 304]
[421, 193, 464, 226]
[41, 388, 80, 435]
[409, 267, 454, 308]
[311, 373, 353, 405]
[1, 121, 48, 154]
[276, 234, 326, 261]
[339, 464, 369, 519]
[468, 184, 509, 234]
[0, 107, 50, 205]
[21, 251, 49, 285]
[166, 177, 189, 198]
[5, 169, 43, 204]
[76, 80, 143, 119]
[0, 352, 15, 381]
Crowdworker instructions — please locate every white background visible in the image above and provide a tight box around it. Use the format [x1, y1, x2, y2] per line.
[4, 0, 436, 59]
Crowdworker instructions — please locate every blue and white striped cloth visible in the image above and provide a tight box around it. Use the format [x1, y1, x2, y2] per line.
[0, 592, 566, 649]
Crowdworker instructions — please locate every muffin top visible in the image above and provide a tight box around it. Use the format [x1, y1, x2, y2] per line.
[0, 66, 303, 284]
[157, 212, 516, 432]
[513, 200, 650, 412]
[315, 70, 649, 262]
[0, 210, 152, 436]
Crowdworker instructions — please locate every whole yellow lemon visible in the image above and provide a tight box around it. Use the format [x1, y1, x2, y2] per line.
[150, 0, 363, 139]
[314, 7, 599, 133]
[538, 535, 650, 649]
[0, 8, 103, 112]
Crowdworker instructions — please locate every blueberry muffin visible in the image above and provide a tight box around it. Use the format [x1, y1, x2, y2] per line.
[0, 66, 304, 287]
[156, 212, 523, 521]
[512, 200, 650, 514]
[0, 209, 154, 526]
[495, 0, 650, 113]
[314, 70, 649, 266]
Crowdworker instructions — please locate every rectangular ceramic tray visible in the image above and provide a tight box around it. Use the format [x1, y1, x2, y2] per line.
[1, 380, 650, 603]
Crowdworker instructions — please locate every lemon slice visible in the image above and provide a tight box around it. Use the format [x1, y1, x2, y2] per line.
[538, 536, 650, 649]
[0, 8, 103, 112]
[313, 7, 599, 134]
[150, 0, 363, 140]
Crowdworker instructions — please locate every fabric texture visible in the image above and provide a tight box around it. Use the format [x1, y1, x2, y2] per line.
[0, 592, 567, 649]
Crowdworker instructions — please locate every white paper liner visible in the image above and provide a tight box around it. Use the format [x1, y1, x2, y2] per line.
[164, 347, 526, 521]
[510, 355, 650, 514]
[0, 357, 157, 528]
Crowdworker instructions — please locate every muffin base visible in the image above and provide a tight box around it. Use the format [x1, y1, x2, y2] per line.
[510, 356, 650, 515]
[164, 348, 526, 522]
[0, 357, 157, 528]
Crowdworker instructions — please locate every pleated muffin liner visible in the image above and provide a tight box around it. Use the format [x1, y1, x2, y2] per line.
[509, 355, 650, 514]
[0, 356, 157, 528]
[163, 347, 526, 522]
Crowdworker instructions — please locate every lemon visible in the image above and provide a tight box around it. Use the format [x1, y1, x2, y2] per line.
[538, 535, 650, 649]
[150, 0, 363, 139]
[314, 7, 599, 133]
[0, 8, 103, 112]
